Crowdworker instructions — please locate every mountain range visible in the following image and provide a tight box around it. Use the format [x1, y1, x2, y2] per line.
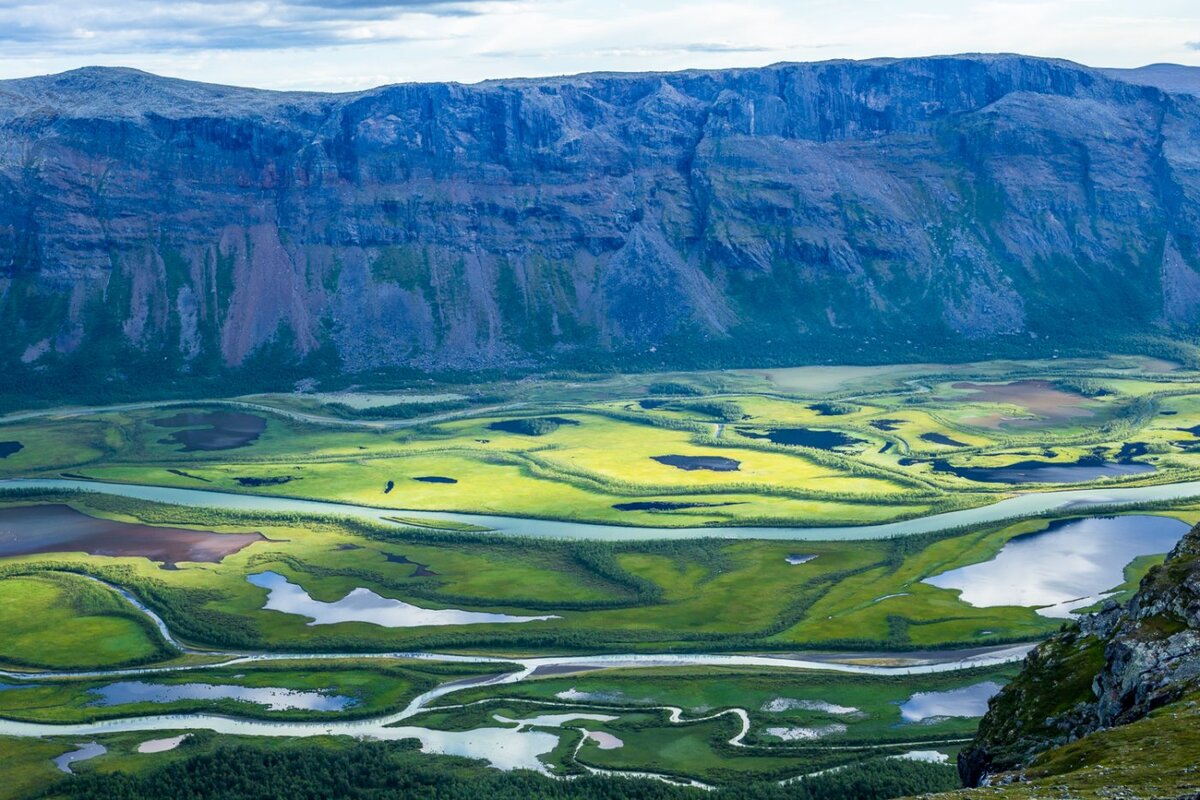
[4, 55, 1200, 389]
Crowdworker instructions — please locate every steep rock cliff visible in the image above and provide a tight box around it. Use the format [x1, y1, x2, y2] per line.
[959, 520, 1200, 788]
[4, 55, 1200, 383]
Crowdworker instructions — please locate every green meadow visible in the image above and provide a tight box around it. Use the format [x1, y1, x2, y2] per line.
[2, 355, 1199, 789]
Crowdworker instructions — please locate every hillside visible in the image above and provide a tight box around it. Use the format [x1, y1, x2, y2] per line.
[4, 54, 1200, 393]
[946, 519, 1200, 798]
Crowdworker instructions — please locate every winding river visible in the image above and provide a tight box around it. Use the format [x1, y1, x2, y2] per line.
[4, 477, 1200, 541]
[0, 643, 1033, 775]
[0, 472, 1057, 780]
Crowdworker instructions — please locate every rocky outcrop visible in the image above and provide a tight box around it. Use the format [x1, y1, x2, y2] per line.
[960, 521, 1200, 787]
[4, 56, 1200, 384]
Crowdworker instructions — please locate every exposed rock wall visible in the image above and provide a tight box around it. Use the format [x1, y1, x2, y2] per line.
[3, 55, 1200, 377]
[960, 521, 1200, 787]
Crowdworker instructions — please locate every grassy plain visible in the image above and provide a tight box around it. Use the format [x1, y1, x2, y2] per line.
[2, 355, 1199, 793]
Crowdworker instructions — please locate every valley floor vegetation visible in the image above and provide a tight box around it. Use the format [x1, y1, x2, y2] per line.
[3, 356, 1199, 796]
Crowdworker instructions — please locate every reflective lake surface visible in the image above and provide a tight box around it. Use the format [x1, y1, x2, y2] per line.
[0, 504, 264, 567]
[137, 734, 189, 753]
[89, 681, 356, 711]
[248, 571, 560, 627]
[924, 515, 1188, 617]
[53, 742, 106, 773]
[899, 681, 1003, 722]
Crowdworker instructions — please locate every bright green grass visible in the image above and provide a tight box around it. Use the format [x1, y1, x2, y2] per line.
[0, 573, 169, 670]
[416, 665, 1017, 782]
[437, 664, 1018, 746]
[0, 737, 72, 800]
[0, 495, 1190, 654]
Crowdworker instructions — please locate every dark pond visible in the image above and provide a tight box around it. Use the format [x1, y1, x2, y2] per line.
[741, 428, 866, 451]
[88, 681, 356, 712]
[879, 442, 894, 454]
[152, 411, 267, 451]
[233, 476, 297, 487]
[920, 432, 968, 447]
[0, 441, 23, 459]
[651, 455, 741, 472]
[638, 400, 668, 410]
[808, 403, 853, 416]
[0, 504, 264, 567]
[384, 553, 438, 577]
[414, 476, 458, 484]
[1116, 442, 1150, 461]
[869, 419, 903, 432]
[612, 501, 742, 512]
[487, 417, 579, 436]
[929, 458, 1154, 484]
[167, 469, 211, 483]
[384, 480, 395, 494]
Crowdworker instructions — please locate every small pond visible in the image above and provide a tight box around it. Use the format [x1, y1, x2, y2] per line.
[765, 724, 847, 740]
[53, 742, 106, 774]
[138, 735, 189, 753]
[762, 698, 858, 714]
[0, 504, 264, 567]
[89, 681, 355, 711]
[384, 553, 437, 576]
[785, 554, 817, 565]
[152, 411, 267, 452]
[247, 571, 559, 627]
[740, 428, 866, 451]
[923, 515, 1188, 617]
[899, 681, 1003, 722]
[0, 441, 23, 459]
[930, 458, 1154, 484]
[651, 455, 741, 472]
[414, 476, 458, 484]
[920, 432, 968, 447]
[612, 501, 741, 512]
[487, 417, 578, 436]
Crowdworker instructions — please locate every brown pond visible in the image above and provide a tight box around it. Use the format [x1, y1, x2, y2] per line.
[152, 412, 267, 451]
[950, 381, 1094, 429]
[0, 505, 264, 568]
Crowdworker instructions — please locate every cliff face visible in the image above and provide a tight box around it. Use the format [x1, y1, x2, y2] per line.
[959, 520, 1200, 787]
[4, 55, 1200, 380]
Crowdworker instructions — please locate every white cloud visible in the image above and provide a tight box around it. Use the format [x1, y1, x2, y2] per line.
[0, 0, 1196, 90]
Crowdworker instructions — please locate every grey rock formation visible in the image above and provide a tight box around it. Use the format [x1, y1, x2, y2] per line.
[960, 521, 1200, 787]
[3, 55, 1200, 382]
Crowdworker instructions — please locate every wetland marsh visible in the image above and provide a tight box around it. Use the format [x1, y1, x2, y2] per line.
[3, 355, 1200, 792]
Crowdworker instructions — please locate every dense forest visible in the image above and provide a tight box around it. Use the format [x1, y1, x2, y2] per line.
[45, 741, 961, 800]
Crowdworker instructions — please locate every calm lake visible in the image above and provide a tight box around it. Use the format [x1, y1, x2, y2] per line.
[923, 515, 1187, 617]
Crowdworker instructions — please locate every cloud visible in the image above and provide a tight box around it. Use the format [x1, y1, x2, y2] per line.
[676, 42, 775, 53]
[0, 0, 494, 53]
[1187, 41, 1200, 51]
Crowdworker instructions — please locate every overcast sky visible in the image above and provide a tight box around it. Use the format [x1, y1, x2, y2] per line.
[0, 0, 1197, 91]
